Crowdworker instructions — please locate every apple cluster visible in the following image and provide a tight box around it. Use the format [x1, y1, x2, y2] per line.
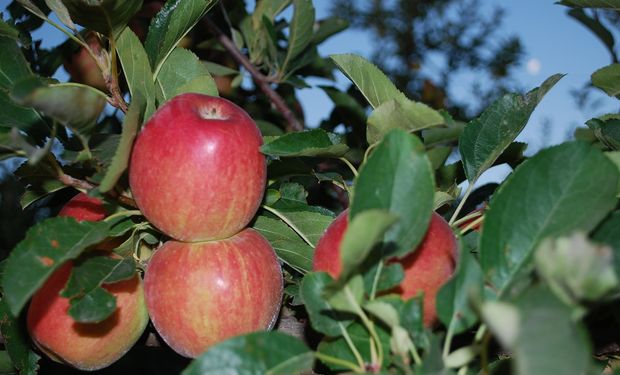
[129, 93, 283, 358]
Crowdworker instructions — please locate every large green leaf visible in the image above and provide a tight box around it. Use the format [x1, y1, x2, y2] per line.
[0, 299, 40, 374]
[252, 215, 314, 273]
[99, 97, 145, 192]
[61, 253, 135, 299]
[280, 0, 314, 74]
[436, 233, 483, 335]
[155, 47, 217, 103]
[512, 286, 592, 375]
[350, 129, 434, 257]
[61, 0, 142, 37]
[479, 141, 619, 295]
[330, 54, 405, 109]
[558, 0, 620, 10]
[183, 331, 313, 375]
[0, 90, 47, 131]
[300, 272, 354, 336]
[2, 217, 110, 316]
[261, 129, 349, 158]
[592, 64, 620, 97]
[67, 286, 116, 323]
[145, 0, 218, 75]
[11, 79, 106, 142]
[367, 97, 444, 144]
[0, 31, 33, 90]
[264, 206, 334, 248]
[587, 116, 620, 150]
[45, 0, 76, 30]
[115, 27, 156, 118]
[459, 74, 563, 183]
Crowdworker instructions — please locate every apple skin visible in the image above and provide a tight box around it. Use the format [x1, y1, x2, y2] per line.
[129, 93, 266, 242]
[144, 228, 283, 358]
[63, 34, 107, 92]
[313, 210, 458, 327]
[58, 193, 107, 222]
[27, 193, 149, 370]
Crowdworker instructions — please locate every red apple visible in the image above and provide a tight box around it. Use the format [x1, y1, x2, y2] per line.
[143, 228, 283, 358]
[27, 195, 148, 370]
[27, 262, 149, 371]
[129, 93, 266, 242]
[63, 34, 107, 92]
[58, 193, 107, 222]
[313, 210, 458, 327]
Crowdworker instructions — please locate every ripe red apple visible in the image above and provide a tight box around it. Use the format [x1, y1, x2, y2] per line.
[144, 228, 283, 358]
[129, 93, 266, 242]
[313, 210, 458, 327]
[27, 194, 148, 370]
[27, 262, 149, 371]
[58, 193, 107, 222]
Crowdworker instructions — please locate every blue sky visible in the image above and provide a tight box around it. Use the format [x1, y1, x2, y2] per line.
[1, 0, 617, 156]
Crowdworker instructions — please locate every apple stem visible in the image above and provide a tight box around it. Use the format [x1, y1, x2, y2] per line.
[314, 352, 364, 373]
[344, 286, 384, 370]
[338, 321, 367, 370]
[203, 17, 304, 132]
[338, 157, 359, 178]
[442, 324, 455, 360]
[449, 182, 475, 226]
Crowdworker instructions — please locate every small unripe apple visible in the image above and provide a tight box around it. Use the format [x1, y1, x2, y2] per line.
[27, 195, 148, 370]
[313, 210, 458, 327]
[129, 93, 266, 242]
[63, 34, 107, 92]
[144, 228, 283, 358]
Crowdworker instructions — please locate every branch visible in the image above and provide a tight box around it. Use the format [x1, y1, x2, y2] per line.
[203, 18, 304, 132]
[58, 172, 138, 209]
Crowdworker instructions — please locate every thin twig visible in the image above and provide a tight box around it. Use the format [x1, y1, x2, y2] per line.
[203, 17, 304, 132]
[57, 171, 138, 208]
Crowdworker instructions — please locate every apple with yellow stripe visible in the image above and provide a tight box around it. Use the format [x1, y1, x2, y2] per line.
[26, 193, 149, 370]
[144, 228, 283, 358]
[129, 93, 266, 242]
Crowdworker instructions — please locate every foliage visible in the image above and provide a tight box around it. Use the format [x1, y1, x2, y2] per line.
[0, 0, 618, 374]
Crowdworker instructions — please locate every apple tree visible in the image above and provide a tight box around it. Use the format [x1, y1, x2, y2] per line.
[0, 0, 619, 374]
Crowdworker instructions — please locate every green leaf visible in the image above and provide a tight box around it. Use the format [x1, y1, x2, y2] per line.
[558, 0, 620, 10]
[480, 141, 619, 295]
[68, 286, 116, 323]
[365, 262, 404, 294]
[15, 0, 47, 19]
[115, 27, 156, 118]
[593, 211, 620, 274]
[61, 0, 142, 37]
[2, 217, 110, 316]
[338, 210, 397, 281]
[0, 299, 40, 374]
[155, 47, 217, 103]
[592, 64, 620, 97]
[252, 215, 314, 273]
[312, 17, 349, 44]
[183, 331, 313, 375]
[0, 35, 33, 89]
[326, 275, 364, 313]
[11, 79, 106, 142]
[44, 0, 76, 30]
[61, 253, 135, 299]
[0, 90, 47, 132]
[367, 98, 444, 144]
[0, 19, 20, 40]
[351, 129, 434, 257]
[588, 117, 620, 150]
[330, 54, 405, 109]
[252, 0, 292, 27]
[535, 232, 617, 303]
[300, 272, 354, 336]
[99, 97, 145, 192]
[265, 206, 334, 247]
[436, 233, 483, 335]
[280, 0, 314, 74]
[459, 74, 563, 183]
[145, 0, 218, 75]
[261, 129, 349, 158]
[512, 286, 593, 375]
